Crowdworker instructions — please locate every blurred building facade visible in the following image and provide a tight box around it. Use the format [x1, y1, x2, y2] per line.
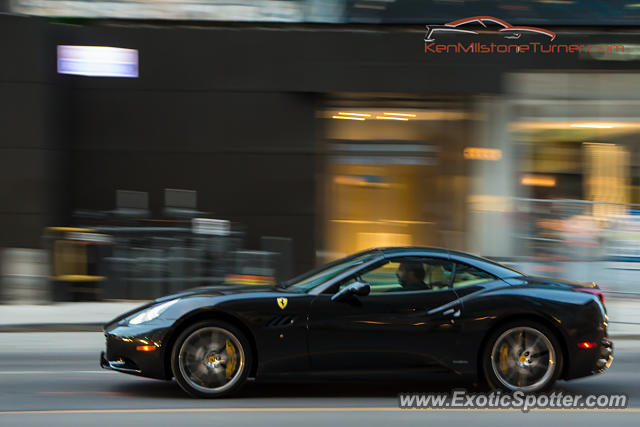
[2, 9, 640, 275]
[10, 0, 640, 25]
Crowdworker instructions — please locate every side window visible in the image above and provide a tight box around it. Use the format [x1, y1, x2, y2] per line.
[361, 262, 400, 294]
[452, 263, 495, 288]
[337, 257, 454, 294]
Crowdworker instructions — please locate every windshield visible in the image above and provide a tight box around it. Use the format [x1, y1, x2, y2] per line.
[283, 252, 379, 293]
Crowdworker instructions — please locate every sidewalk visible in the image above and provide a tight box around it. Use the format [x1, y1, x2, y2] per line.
[513, 261, 640, 295]
[0, 298, 639, 338]
[604, 297, 640, 339]
[0, 301, 146, 331]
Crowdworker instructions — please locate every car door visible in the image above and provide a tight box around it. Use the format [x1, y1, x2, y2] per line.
[307, 255, 464, 375]
[447, 255, 514, 371]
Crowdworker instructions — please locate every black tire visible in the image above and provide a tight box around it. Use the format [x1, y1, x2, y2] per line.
[171, 320, 252, 398]
[482, 320, 563, 393]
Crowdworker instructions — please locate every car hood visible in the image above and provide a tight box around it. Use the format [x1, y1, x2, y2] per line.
[107, 284, 283, 327]
[159, 283, 281, 300]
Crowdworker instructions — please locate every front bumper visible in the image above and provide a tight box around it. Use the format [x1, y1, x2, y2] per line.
[100, 351, 142, 375]
[100, 321, 173, 380]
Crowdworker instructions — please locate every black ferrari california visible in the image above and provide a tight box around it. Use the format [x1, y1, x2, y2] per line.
[100, 247, 613, 397]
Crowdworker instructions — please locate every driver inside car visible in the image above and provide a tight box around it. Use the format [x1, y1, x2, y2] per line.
[396, 261, 431, 291]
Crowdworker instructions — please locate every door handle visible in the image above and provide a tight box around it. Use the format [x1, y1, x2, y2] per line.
[426, 305, 461, 316]
[443, 308, 461, 317]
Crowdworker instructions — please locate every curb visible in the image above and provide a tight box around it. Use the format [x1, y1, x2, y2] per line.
[0, 324, 103, 332]
[609, 335, 640, 341]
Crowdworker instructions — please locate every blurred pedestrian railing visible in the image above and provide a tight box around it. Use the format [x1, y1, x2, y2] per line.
[512, 198, 640, 261]
[510, 198, 640, 293]
[36, 222, 293, 303]
[97, 225, 244, 300]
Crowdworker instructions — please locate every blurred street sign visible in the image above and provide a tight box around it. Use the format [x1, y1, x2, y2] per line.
[192, 218, 230, 236]
[67, 232, 112, 244]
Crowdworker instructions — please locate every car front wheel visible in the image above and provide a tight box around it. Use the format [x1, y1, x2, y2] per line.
[171, 320, 251, 398]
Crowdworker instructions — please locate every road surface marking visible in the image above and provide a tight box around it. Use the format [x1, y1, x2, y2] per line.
[0, 371, 110, 375]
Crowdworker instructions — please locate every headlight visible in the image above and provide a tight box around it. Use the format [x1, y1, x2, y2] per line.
[128, 299, 180, 325]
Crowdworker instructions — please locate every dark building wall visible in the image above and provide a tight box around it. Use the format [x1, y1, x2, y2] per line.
[59, 24, 640, 94]
[70, 89, 320, 273]
[0, 15, 70, 248]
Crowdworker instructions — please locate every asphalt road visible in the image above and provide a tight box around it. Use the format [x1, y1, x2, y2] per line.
[1, 333, 639, 427]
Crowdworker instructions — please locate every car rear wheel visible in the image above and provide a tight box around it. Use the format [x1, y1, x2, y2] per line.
[171, 320, 251, 398]
[483, 320, 563, 393]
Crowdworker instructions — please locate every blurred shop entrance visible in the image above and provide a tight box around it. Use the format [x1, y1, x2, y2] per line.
[317, 94, 482, 262]
[506, 73, 640, 262]
[508, 72, 639, 209]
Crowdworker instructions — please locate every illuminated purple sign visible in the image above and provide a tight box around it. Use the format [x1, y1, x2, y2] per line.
[57, 45, 138, 78]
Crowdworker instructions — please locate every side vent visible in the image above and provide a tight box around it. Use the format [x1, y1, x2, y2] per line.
[266, 315, 297, 327]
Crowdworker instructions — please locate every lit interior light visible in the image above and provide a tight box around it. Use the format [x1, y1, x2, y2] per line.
[582, 142, 615, 146]
[376, 116, 409, 121]
[383, 112, 417, 117]
[570, 123, 615, 129]
[338, 112, 371, 117]
[334, 175, 390, 187]
[463, 147, 502, 161]
[330, 219, 433, 225]
[381, 220, 433, 225]
[521, 174, 556, 187]
[332, 115, 365, 121]
[330, 220, 379, 224]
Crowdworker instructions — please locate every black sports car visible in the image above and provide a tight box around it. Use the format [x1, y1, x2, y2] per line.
[100, 247, 613, 398]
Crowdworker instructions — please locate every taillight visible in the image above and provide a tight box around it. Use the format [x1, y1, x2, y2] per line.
[578, 341, 596, 349]
[576, 287, 605, 306]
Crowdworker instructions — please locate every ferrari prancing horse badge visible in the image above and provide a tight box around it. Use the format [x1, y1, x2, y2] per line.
[277, 297, 288, 310]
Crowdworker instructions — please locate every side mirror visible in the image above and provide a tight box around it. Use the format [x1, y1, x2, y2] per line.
[331, 281, 371, 302]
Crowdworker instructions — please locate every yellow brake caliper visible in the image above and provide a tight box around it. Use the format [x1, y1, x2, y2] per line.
[225, 340, 237, 379]
[499, 343, 509, 374]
